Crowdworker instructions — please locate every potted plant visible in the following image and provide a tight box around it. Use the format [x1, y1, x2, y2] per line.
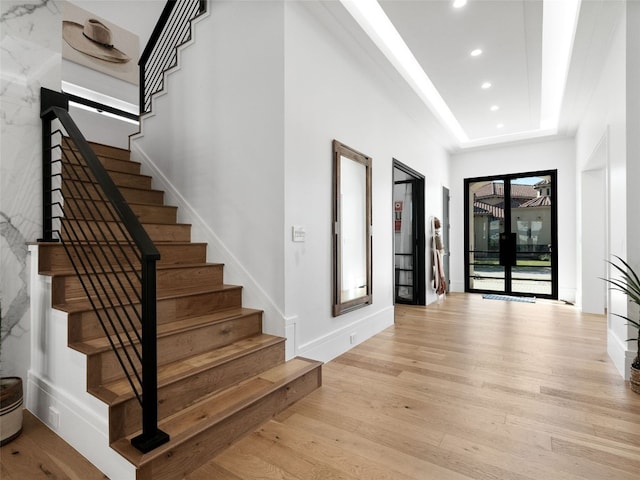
[604, 255, 640, 393]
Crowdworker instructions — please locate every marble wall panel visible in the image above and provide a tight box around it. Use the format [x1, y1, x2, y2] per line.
[1, 0, 61, 380]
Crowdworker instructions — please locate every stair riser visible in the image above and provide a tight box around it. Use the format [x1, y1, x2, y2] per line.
[62, 163, 152, 190]
[39, 243, 207, 272]
[121, 187, 165, 205]
[70, 142, 131, 161]
[61, 180, 164, 205]
[60, 220, 191, 242]
[158, 264, 224, 292]
[109, 339, 284, 440]
[64, 197, 117, 223]
[69, 304, 140, 343]
[52, 270, 141, 305]
[88, 308, 260, 387]
[64, 198, 177, 225]
[135, 368, 322, 480]
[67, 288, 242, 342]
[97, 157, 141, 175]
[131, 204, 177, 224]
[52, 264, 224, 304]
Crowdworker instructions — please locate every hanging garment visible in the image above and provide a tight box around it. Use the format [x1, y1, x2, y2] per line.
[433, 247, 447, 295]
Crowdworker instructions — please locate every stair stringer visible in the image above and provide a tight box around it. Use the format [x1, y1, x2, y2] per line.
[27, 245, 136, 480]
[130, 143, 291, 343]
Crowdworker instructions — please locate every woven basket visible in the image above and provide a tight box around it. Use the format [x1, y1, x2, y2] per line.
[631, 366, 640, 394]
[0, 377, 23, 446]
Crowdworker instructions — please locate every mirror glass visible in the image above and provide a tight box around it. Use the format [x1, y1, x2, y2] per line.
[333, 140, 372, 316]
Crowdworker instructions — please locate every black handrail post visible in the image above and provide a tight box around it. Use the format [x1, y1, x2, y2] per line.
[39, 88, 68, 242]
[131, 256, 169, 453]
[139, 61, 145, 116]
[41, 93, 168, 452]
[41, 111, 53, 242]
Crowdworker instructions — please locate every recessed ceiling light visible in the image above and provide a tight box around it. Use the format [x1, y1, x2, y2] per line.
[453, 0, 468, 8]
[481, 82, 492, 89]
[470, 49, 482, 57]
[497, 123, 504, 129]
[490, 105, 499, 111]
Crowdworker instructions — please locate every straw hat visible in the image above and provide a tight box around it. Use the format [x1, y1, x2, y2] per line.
[63, 18, 131, 63]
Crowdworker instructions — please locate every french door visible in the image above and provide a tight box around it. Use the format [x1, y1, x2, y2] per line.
[464, 170, 558, 299]
[393, 161, 426, 305]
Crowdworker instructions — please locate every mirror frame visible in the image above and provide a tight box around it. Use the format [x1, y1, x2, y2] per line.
[332, 140, 373, 316]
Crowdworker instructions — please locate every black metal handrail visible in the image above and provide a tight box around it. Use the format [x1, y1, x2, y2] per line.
[40, 88, 169, 453]
[139, 0, 207, 115]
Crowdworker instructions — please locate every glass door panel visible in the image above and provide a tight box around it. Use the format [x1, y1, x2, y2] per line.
[467, 180, 505, 292]
[510, 175, 553, 296]
[393, 161, 426, 305]
[394, 178, 415, 302]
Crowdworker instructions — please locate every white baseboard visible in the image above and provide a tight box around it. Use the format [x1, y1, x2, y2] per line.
[297, 306, 394, 363]
[27, 373, 135, 480]
[558, 287, 577, 304]
[607, 328, 631, 380]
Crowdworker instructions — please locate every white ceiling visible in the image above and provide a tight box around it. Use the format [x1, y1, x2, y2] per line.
[348, 0, 624, 150]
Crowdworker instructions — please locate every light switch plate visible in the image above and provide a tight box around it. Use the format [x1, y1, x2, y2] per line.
[292, 226, 306, 242]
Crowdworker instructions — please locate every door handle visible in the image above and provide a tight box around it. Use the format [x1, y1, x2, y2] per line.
[499, 232, 517, 267]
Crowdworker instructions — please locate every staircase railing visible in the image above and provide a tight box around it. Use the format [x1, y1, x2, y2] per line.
[139, 0, 207, 115]
[40, 88, 169, 453]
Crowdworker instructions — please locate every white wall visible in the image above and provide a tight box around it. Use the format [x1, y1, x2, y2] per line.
[626, 1, 640, 369]
[575, 2, 640, 378]
[283, 1, 450, 361]
[132, 1, 287, 336]
[449, 138, 577, 302]
[132, 1, 451, 362]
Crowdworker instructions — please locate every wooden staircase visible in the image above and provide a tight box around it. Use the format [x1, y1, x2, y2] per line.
[37, 141, 322, 480]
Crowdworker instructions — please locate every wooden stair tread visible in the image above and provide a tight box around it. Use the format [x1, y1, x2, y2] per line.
[96, 332, 280, 402]
[111, 357, 322, 467]
[41, 262, 223, 278]
[37, 240, 205, 248]
[158, 282, 240, 298]
[63, 163, 153, 182]
[62, 217, 191, 227]
[63, 196, 177, 210]
[53, 284, 242, 314]
[67, 140, 132, 160]
[72, 307, 262, 355]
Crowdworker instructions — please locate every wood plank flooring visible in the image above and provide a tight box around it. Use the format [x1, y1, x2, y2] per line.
[3, 293, 639, 479]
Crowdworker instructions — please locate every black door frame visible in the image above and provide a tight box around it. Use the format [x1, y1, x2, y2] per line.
[464, 169, 558, 299]
[393, 160, 426, 305]
[442, 186, 451, 293]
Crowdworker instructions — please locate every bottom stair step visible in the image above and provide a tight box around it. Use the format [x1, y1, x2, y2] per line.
[111, 357, 322, 480]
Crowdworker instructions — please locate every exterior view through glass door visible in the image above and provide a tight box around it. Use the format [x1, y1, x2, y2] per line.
[464, 170, 558, 299]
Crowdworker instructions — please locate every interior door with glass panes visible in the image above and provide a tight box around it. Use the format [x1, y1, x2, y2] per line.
[393, 162, 426, 305]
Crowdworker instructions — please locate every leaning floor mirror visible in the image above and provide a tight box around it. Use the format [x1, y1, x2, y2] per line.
[332, 140, 372, 316]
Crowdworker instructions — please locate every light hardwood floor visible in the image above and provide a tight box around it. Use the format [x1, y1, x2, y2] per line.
[3, 293, 639, 479]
